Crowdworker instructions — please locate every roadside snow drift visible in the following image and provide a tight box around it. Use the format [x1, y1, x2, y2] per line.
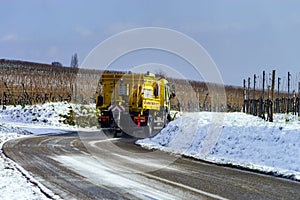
[137, 112, 300, 180]
[0, 102, 91, 200]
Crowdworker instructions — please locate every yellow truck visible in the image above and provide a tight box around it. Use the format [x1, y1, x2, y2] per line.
[96, 71, 179, 138]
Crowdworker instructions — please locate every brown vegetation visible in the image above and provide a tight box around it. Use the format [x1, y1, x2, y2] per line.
[0, 59, 244, 111]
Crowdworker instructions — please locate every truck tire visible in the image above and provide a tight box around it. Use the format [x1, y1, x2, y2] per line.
[101, 129, 117, 138]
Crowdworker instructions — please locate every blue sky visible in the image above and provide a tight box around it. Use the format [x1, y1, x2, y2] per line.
[1, 0, 300, 87]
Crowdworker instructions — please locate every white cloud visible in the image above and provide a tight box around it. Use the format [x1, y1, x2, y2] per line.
[75, 26, 93, 36]
[105, 22, 139, 35]
[1, 34, 17, 42]
[179, 22, 242, 34]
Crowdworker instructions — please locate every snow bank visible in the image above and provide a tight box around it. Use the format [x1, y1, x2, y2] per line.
[0, 102, 89, 200]
[0, 102, 97, 128]
[137, 112, 300, 181]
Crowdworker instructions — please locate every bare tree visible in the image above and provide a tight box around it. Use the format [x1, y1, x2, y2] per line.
[51, 61, 62, 66]
[70, 53, 78, 68]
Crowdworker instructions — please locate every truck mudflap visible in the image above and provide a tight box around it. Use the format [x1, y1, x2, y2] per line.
[99, 128, 120, 138]
[98, 111, 114, 126]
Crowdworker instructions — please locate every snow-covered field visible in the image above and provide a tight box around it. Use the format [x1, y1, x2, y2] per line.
[0, 102, 300, 199]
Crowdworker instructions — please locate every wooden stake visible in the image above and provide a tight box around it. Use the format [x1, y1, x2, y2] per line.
[243, 79, 246, 113]
[287, 72, 291, 113]
[270, 70, 276, 122]
[261, 71, 265, 118]
[298, 82, 300, 117]
[248, 77, 250, 114]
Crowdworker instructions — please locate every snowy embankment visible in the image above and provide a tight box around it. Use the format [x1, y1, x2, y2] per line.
[137, 112, 300, 181]
[0, 102, 96, 200]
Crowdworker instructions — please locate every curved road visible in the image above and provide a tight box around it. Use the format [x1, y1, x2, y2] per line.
[3, 131, 300, 200]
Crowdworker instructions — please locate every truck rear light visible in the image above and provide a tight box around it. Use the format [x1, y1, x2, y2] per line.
[134, 116, 146, 123]
[100, 116, 109, 122]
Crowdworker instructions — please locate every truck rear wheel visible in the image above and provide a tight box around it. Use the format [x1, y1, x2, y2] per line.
[101, 129, 117, 138]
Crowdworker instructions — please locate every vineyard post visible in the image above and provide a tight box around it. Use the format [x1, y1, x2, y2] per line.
[277, 77, 281, 113]
[270, 70, 275, 122]
[247, 77, 250, 114]
[243, 79, 246, 113]
[298, 82, 300, 117]
[253, 74, 257, 115]
[287, 72, 291, 114]
[261, 71, 265, 119]
[253, 74, 256, 99]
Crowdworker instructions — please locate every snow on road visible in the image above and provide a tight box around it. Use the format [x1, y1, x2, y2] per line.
[0, 102, 300, 199]
[53, 155, 185, 200]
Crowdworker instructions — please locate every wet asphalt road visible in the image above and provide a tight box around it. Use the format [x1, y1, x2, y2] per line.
[2, 131, 300, 200]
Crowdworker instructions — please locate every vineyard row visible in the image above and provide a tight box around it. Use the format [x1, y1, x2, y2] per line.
[1, 59, 245, 112]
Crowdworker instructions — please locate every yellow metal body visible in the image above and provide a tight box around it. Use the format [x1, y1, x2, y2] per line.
[96, 72, 170, 114]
